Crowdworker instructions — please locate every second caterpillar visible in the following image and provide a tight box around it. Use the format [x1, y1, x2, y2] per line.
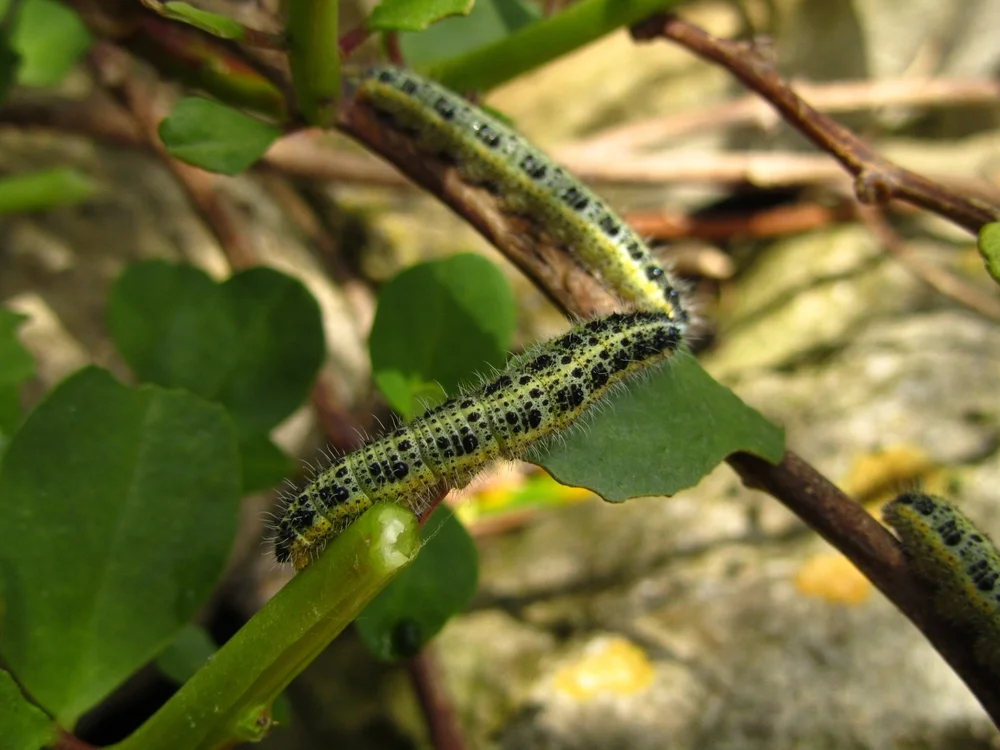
[344, 65, 689, 326]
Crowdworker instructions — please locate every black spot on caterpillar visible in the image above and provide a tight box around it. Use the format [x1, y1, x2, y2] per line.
[346, 65, 689, 326]
[883, 492, 1000, 675]
[274, 311, 684, 568]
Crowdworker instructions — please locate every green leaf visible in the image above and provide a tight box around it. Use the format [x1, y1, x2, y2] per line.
[371, 371, 446, 421]
[370, 254, 516, 419]
[240, 434, 296, 494]
[537, 351, 785, 500]
[116, 504, 420, 750]
[424, 0, 686, 92]
[11, 0, 91, 87]
[400, 0, 539, 66]
[156, 624, 217, 685]
[369, 0, 474, 32]
[159, 98, 281, 175]
[977, 221, 1000, 287]
[161, 2, 246, 39]
[271, 691, 292, 727]
[0, 367, 241, 726]
[0, 168, 97, 215]
[0, 669, 56, 750]
[356, 505, 478, 661]
[108, 261, 325, 437]
[0, 308, 33, 445]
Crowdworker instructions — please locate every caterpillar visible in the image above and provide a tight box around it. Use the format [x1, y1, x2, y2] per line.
[882, 492, 1000, 675]
[274, 311, 684, 568]
[345, 65, 688, 326]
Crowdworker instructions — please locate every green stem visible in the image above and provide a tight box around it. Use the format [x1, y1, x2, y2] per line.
[422, 0, 687, 92]
[132, 18, 288, 120]
[111, 504, 420, 750]
[286, 0, 340, 126]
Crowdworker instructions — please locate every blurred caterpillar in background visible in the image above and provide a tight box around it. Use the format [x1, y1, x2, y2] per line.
[883, 492, 1000, 675]
[274, 311, 684, 569]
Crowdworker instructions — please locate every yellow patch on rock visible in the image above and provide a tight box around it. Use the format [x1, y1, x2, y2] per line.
[553, 637, 655, 700]
[795, 552, 872, 605]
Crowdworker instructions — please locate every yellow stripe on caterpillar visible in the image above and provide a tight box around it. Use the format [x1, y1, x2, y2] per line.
[274, 311, 684, 569]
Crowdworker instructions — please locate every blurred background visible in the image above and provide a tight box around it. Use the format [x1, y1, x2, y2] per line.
[2, 0, 1000, 747]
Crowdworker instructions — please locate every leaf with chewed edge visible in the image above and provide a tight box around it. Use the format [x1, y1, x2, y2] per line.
[536, 350, 784, 501]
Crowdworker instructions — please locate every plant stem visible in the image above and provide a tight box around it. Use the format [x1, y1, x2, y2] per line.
[424, 0, 686, 92]
[286, 0, 340, 125]
[111, 504, 420, 750]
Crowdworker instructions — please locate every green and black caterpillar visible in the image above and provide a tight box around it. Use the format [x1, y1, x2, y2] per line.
[883, 492, 1000, 675]
[274, 312, 684, 568]
[345, 65, 688, 326]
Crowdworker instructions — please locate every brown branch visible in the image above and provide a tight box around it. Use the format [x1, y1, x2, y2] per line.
[726, 451, 1000, 725]
[88, 42, 260, 269]
[406, 649, 469, 750]
[0, 91, 144, 145]
[566, 76, 1000, 159]
[271, 127, 865, 190]
[335, 94, 620, 320]
[854, 203, 1000, 320]
[623, 201, 854, 242]
[264, 131, 409, 186]
[5, 95, 999, 204]
[630, 14, 1000, 235]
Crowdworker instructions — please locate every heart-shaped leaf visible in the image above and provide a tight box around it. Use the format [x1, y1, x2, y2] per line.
[0, 367, 241, 726]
